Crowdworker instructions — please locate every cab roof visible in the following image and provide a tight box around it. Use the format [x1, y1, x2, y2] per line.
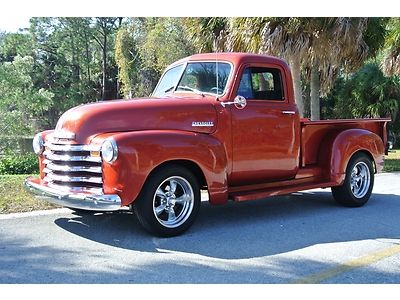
[169, 52, 288, 69]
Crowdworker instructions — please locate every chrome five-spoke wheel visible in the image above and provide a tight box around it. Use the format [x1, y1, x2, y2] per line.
[332, 153, 374, 207]
[153, 176, 194, 228]
[350, 161, 371, 199]
[134, 165, 201, 237]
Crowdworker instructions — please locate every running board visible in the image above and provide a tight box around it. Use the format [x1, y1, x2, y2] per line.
[229, 181, 338, 202]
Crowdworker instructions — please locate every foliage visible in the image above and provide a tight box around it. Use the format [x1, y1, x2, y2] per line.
[323, 63, 400, 119]
[382, 18, 400, 76]
[0, 154, 39, 175]
[141, 18, 195, 74]
[0, 55, 53, 136]
[0, 17, 127, 155]
[0, 32, 35, 62]
[184, 17, 228, 52]
[29, 18, 103, 125]
[93, 17, 122, 100]
[322, 62, 400, 144]
[115, 18, 195, 98]
[115, 24, 140, 98]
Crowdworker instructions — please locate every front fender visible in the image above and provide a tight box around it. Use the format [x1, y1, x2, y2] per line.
[93, 130, 228, 206]
[319, 129, 385, 185]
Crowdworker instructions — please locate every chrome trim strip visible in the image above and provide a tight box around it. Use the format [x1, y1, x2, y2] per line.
[46, 182, 103, 194]
[43, 151, 102, 163]
[52, 130, 76, 140]
[44, 172, 103, 184]
[282, 110, 296, 115]
[44, 162, 102, 174]
[44, 143, 101, 152]
[25, 177, 121, 211]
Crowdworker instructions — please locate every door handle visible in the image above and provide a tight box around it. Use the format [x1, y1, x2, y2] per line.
[282, 111, 296, 115]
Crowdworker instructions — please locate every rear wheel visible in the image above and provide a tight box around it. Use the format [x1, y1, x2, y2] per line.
[331, 153, 374, 207]
[134, 165, 201, 237]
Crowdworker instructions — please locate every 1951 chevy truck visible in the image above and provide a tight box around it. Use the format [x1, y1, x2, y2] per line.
[25, 52, 390, 237]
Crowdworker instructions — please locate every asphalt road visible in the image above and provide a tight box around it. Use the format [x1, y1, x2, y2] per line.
[0, 172, 399, 284]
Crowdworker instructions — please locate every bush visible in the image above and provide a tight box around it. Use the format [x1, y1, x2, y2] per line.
[0, 154, 39, 175]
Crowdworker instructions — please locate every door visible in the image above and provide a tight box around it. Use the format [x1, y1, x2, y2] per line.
[230, 65, 300, 186]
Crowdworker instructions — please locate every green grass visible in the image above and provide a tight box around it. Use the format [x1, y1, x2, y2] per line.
[0, 174, 58, 214]
[384, 149, 400, 172]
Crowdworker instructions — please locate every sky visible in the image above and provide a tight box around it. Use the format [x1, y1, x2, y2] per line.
[0, 16, 31, 33]
[0, 0, 399, 33]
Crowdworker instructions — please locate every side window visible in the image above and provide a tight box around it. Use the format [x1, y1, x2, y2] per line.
[237, 68, 254, 99]
[237, 67, 284, 101]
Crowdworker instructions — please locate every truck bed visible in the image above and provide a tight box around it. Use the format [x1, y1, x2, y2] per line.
[300, 118, 390, 167]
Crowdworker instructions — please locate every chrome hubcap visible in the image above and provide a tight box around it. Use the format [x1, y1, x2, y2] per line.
[153, 176, 194, 228]
[350, 162, 370, 198]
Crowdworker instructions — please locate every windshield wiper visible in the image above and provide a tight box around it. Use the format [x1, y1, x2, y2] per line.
[176, 85, 205, 97]
[164, 86, 175, 93]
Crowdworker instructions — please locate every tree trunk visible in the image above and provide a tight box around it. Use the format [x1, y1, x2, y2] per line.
[84, 30, 91, 83]
[290, 57, 304, 117]
[310, 61, 320, 121]
[102, 33, 107, 100]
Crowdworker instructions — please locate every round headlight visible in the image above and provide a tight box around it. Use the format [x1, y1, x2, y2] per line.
[32, 133, 44, 155]
[101, 139, 118, 163]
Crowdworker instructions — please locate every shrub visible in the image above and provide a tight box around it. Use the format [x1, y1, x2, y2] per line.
[0, 154, 39, 175]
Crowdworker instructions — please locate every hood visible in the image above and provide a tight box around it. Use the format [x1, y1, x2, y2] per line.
[55, 97, 218, 144]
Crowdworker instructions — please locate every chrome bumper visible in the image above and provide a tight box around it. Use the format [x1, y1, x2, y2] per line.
[24, 177, 122, 211]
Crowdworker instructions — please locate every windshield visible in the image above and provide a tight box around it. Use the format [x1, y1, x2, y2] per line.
[152, 62, 232, 97]
[152, 64, 185, 97]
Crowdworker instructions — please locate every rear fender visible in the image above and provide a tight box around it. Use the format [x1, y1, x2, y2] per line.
[319, 129, 385, 185]
[93, 130, 228, 206]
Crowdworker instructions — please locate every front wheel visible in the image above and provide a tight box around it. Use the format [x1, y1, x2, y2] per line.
[331, 153, 374, 207]
[134, 165, 201, 237]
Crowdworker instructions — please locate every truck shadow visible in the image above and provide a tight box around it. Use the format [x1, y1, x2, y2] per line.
[54, 190, 400, 260]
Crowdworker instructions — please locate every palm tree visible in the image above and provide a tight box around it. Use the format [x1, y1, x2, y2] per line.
[306, 18, 371, 120]
[309, 17, 388, 120]
[186, 18, 387, 120]
[183, 18, 228, 52]
[228, 17, 311, 117]
[382, 18, 400, 76]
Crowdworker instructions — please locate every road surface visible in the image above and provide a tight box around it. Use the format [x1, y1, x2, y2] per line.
[0, 172, 399, 283]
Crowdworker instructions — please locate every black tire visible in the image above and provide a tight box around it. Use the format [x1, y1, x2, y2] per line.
[133, 165, 201, 237]
[331, 153, 374, 207]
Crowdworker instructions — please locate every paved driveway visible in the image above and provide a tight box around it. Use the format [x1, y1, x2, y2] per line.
[0, 172, 399, 283]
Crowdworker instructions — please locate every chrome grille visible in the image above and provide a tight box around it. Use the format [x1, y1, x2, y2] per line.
[43, 138, 103, 194]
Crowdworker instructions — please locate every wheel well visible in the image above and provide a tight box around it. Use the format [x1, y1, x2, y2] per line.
[150, 160, 207, 188]
[352, 150, 376, 173]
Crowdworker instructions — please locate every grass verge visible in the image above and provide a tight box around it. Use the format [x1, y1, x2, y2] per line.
[0, 174, 58, 214]
[384, 149, 400, 172]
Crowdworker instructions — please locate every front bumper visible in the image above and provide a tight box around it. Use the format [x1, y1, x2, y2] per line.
[24, 177, 122, 211]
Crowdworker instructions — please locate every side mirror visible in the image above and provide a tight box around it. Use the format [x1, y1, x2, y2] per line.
[221, 95, 247, 109]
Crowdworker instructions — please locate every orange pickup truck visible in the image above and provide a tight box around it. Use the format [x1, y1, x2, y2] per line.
[25, 53, 390, 236]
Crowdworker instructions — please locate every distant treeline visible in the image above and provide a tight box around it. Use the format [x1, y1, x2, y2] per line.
[0, 17, 399, 147]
